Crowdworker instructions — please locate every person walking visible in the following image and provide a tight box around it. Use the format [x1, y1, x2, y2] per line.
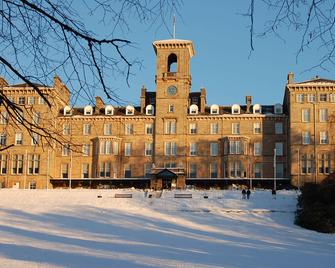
[246, 189, 251, 199]
[242, 189, 246, 199]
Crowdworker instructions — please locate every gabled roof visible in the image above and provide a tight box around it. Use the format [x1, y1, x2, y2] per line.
[154, 169, 178, 179]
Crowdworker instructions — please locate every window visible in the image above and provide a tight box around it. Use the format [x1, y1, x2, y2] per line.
[210, 162, 218, 178]
[145, 123, 153, 134]
[84, 105, 93, 115]
[320, 131, 328, 144]
[210, 123, 219, 134]
[104, 124, 112, 135]
[165, 120, 176, 134]
[229, 140, 242, 154]
[190, 143, 197, 156]
[319, 108, 328, 122]
[253, 122, 261, 134]
[210, 104, 219, 114]
[33, 112, 40, 125]
[8, 96, 15, 103]
[189, 163, 197, 178]
[230, 161, 242, 178]
[39, 96, 46, 105]
[0, 154, 7, 174]
[144, 164, 151, 178]
[276, 163, 284, 178]
[62, 144, 70, 156]
[165, 142, 177, 156]
[275, 122, 283, 134]
[0, 111, 8, 124]
[330, 93, 335, 103]
[105, 105, 114, 115]
[254, 163, 262, 178]
[169, 104, 174, 113]
[302, 132, 311, 145]
[16, 110, 24, 123]
[0, 133, 6, 146]
[15, 133, 23, 145]
[301, 154, 314, 174]
[274, 103, 283, 114]
[124, 164, 131, 178]
[100, 162, 111, 177]
[318, 154, 330, 174]
[82, 144, 90, 156]
[253, 104, 261, 114]
[189, 123, 197, 134]
[189, 104, 198, 115]
[28, 154, 40, 175]
[319, 93, 327, 102]
[83, 124, 91, 135]
[64, 106, 72, 115]
[28, 97, 36, 105]
[254, 142, 262, 156]
[302, 109, 310, 122]
[296, 94, 304, 103]
[100, 140, 112, 155]
[307, 94, 316, 102]
[12, 154, 24, 174]
[232, 104, 240, 114]
[164, 162, 177, 168]
[145, 143, 153, 156]
[232, 123, 240, 134]
[113, 141, 119, 155]
[29, 181, 37, 189]
[210, 143, 218, 156]
[126, 105, 134, 115]
[275, 142, 283, 156]
[82, 164, 89, 178]
[146, 105, 154, 115]
[125, 123, 133, 135]
[61, 163, 69, 178]
[31, 133, 39, 145]
[125, 143, 132, 156]
[63, 124, 70, 135]
[18, 96, 25, 105]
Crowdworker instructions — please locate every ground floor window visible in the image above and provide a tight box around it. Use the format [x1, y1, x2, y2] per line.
[12, 154, 24, 175]
[28, 154, 40, 175]
[210, 162, 218, 178]
[144, 163, 151, 178]
[0, 154, 7, 174]
[301, 154, 313, 174]
[124, 164, 131, 178]
[189, 163, 197, 178]
[276, 163, 284, 178]
[229, 161, 241, 178]
[82, 163, 89, 178]
[100, 162, 111, 178]
[318, 153, 330, 174]
[254, 163, 262, 178]
[61, 163, 69, 178]
[29, 181, 36, 189]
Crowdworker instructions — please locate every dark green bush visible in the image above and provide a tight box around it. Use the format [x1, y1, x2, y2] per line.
[295, 174, 335, 233]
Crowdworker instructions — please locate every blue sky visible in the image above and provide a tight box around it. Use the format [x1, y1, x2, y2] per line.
[102, 1, 335, 107]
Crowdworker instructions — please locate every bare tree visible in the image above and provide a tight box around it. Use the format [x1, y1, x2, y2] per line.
[0, 0, 180, 150]
[246, 0, 335, 70]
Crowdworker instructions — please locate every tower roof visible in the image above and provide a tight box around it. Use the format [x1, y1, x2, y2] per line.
[152, 39, 195, 57]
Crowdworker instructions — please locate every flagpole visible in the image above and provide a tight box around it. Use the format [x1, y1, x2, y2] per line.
[173, 15, 176, 39]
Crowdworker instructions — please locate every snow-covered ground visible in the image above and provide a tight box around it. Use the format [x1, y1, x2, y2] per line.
[0, 189, 334, 268]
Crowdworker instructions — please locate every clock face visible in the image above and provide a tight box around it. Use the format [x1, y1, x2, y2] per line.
[167, 85, 177, 96]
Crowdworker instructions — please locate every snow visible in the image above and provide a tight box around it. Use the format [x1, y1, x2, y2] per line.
[0, 189, 334, 268]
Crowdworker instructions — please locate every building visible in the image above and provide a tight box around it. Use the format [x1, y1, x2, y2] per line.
[0, 38, 334, 189]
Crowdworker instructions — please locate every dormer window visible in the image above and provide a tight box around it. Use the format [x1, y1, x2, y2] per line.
[105, 105, 114, 115]
[232, 104, 240, 115]
[126, 105, 134, 115]
[274, 103, 283, 114]
[210, 104, 219, 115]
[189, 104, 199, 115]
[253, 104, 261, 114]
[63, 106, 72, 116]
[146, 105, 154, 115]
[84, 105, 93, 115]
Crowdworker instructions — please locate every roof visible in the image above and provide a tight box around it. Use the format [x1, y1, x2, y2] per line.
[154, 169, 178, 179]
[11, 83, 49, 88]
[294, 77, 335, 85]
[152, 39, 195, 57]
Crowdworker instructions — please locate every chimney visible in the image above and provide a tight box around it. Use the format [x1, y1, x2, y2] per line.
[246, 96, 252, 113]
[95, 96, 105, 114]
[140, 85, 146, 113]
[0, 76, 8, 88]
[287, 72, 294, 84]
[200, 87, 206, 113]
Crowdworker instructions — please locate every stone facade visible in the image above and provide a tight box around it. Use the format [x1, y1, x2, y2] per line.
[0, 38, 334, 189]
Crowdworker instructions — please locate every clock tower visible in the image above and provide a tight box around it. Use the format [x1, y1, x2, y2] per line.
[152, 39, 195, 170]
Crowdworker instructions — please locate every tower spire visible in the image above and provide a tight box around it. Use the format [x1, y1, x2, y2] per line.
[173, 15, 176, 39]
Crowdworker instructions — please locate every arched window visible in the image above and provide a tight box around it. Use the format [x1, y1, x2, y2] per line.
[210, 104, 219, 115]
[189, 104, 199, 115]
[274, 103, 283, 114]
[231, 104, 240, 115]
[105, 105, 114, 115]
[126, 105, 134, 115]
[253, 104, 262, 114]
[84, 105, 93, 115]
[146, 105, 154, 115]
[63, 106, 72, 116]
[167, 53, 177, 72]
